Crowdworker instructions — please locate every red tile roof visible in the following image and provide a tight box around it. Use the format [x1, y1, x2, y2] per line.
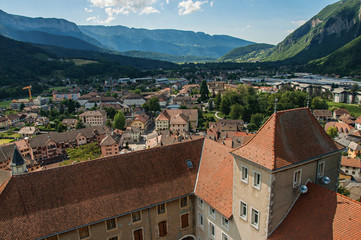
[0, 139, 204, 240]
[195, 139, 233, 218]
[268, 183, 361, 240]
[232, 108, 339, 170]
[325, 121, 354, 133]
[341, 156, 361, 168]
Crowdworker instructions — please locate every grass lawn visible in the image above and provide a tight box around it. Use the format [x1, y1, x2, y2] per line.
[327, 102, 361, 117]
[71, 59, 97, 66]
[49, 86, 69, 91]
[0, 139, 14, 145]
[0, 132, 21, 138]
[0, 100, 11, 108]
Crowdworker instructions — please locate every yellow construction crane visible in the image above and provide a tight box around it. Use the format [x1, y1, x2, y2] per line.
[22, 85, 32, 100]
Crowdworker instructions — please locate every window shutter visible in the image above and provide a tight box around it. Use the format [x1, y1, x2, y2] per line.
[134, 229, 143, 240]
[181, 213, 189, 228]
[159, 221, 167, 237]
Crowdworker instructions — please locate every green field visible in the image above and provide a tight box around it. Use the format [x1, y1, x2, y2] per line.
[72, 59, 97, 66]
[49, 86, 70, 91]
[0, 100, 11, 108]
[0, 139, 14, 145]
[0, 132, 21, 138]
[327, 101, 361, 117]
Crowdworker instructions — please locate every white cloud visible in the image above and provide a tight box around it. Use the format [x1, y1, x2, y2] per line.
[140, 6, 160, 15]
[88, 0, 157, 14]
[86, 16, 97, 21]
[85, 7, 93, 13]
[291, 20, 306, 27]
[178, 0, 207, 15]
[210, 1, 214, 7]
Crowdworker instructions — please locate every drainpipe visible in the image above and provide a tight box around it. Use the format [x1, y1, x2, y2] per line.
[148, 208, 153, 240]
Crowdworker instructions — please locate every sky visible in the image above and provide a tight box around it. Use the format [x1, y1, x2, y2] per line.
[0, 0, 339, 44]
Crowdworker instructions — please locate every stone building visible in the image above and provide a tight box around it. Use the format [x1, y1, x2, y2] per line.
[0, 108, 360, 240]
[79, 110, 107, 127]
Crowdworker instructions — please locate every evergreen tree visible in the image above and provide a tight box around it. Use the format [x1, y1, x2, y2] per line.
[200, 80, 209, 101]
[214, 93, 222, 110]
[230, 104, 243, 119]
[208, 99, 214, 111]
[220, 96, 231, 115]
[19, 103, 25, 111]
[113, 111, 126, 130]
[57, 123, 66, 133]
[75, 120, 85, 129]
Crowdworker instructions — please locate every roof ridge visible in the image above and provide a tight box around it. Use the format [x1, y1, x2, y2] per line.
[271, 112, 278, 169]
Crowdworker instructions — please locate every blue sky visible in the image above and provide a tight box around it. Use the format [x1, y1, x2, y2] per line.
[0, 0, 339, 44]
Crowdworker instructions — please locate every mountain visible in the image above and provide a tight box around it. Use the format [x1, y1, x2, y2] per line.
[265, 0, 361, 63]
[307, 34, 361, 76]
[79, 25, 254, 58]
[121, 50, 216, 63]
[0, 9, 105, 51]
[218, 43, 274, 62]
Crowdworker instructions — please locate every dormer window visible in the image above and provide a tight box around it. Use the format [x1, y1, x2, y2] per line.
[293, 169, 302, 188]
[318, 161, 325, 178]
[185, 159, 193, 168]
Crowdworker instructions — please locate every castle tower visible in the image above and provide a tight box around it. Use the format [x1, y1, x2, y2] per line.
[10, 147, 27, 175]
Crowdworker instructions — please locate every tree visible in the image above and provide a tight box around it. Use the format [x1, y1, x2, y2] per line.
[214, 93, 222, 110]
[105, 107, 117, 120]
[148, 97, 161, 113]
[59, 104, 65, 114]
[248, 113, 265, 132]
[113, 111, 125, 130]
[200, 80, 209, 101]
[311, 97, 328, 109]
[75, 120, 85, 129]
[105, 91, 111, 97]
[134, 89, 141, 94]
[220, 96, 231, 115]
[111, 93, 118, 98]
[19, 103, 25, 111]
[230, 104, 243, 120]
[57, 123, 66, 133]
[208, 99, 214, 111]
[337, 186, 350, 197]
[106, 119, 112, 128]
[327, 127, 338, 139]
[179, 105, 188, 109]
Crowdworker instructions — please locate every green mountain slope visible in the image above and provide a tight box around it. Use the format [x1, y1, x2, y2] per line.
[218, 43, 274, 62]
[307, 35, 361, 76]
[121, 50, 216, 63]
[266, 0, 361, 63]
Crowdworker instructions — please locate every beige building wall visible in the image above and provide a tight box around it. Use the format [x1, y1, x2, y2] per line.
[101, 143, 120, 157]
[232, 156, 272, 240]
[56, 196, 195, 240]
[155, 120, 169, 130]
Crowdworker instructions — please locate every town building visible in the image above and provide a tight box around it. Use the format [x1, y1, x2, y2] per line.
[123, 94, 146, 107]
[100, 133, 122, 157]
[1, 108, 360, 240]
[155, 109, 198, 131]
[79, 110, 107, 127]
[333, 108, 350, 119]
[340, 156, 361, 178]
[10, 99, 34, 110]
[347, 141, 361, 158]
[312, 109, 333, 122]
[18, 127, 39, 138]
[355, 116, 361, 130]
[52, 90, 80, 100]
[62, 119, 78, 130]
[131, 112, 152, 133]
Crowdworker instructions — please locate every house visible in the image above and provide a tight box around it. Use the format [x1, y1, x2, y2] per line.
[0, 117, 11, 129]
[0, 143, 15, 170]
[333, 108, 350, 119]
[7, 114, 20, 126]
[207, 81, 226, 95]
[155, 109, 198, 131]
[100, 133, 122, 157]
[347, 141, 361, 158]
[355, 116, 361, 130]
[52, 90, 80, 100]
[123, 94, 146, 107]
[340, 156, 361, 178]
[2, 108, 360, 240]
[121, 127, 142, 144]
[312, 109, 333, 122]
[332, 88, 347, 103]
[9, 99, 34, 109]
[18, 127, 39, 138]
[62, 119, 78, 130]
[171, 95, 193, 106]
[339, 114, 355, 125]
[325, 121, 354, 134]
[131, 112, 151, 132]
[79, 110, 107, 127]
[25, 113, 39, 124]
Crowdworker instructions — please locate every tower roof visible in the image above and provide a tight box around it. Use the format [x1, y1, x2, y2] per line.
[232, 108, 340, 170]
[10, 147, 24, 167]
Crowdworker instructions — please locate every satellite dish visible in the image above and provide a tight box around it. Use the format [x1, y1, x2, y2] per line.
[299, 185, 308, 194]
[322, 176, 330, 185]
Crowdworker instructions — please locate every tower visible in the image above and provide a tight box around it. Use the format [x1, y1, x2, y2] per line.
[10, 147, 27, 175]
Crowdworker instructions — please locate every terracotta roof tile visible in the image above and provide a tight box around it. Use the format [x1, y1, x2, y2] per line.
[268, 183, 361, 240]
[0, 139, 204, 240]
[232, 108, 339, 170]
[195, 138, 233, 218]
[341, 156, 361, 168]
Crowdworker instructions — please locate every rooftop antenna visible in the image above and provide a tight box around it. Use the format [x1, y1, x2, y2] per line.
[274, 98, 278, 113]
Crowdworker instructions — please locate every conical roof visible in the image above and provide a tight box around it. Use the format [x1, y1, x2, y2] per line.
[10, 147, 25, 167]
[232, 108, 340, 170]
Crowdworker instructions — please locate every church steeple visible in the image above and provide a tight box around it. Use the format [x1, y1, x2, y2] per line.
[10, 147, 27, 175]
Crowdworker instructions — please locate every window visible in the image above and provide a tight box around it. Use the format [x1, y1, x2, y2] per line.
[181, 213, 189, 229]
[209, 206, 215, 218]
[221, 216, 229, 230]
[132, 211, 142, 223]
[133, 228, 143, 240]
[240, 201, 247, 220]
[241, 166, 248, 183]
[352, 171, 356, 174]
[318, 161, 325, 178]
[209, 222, 215, 237]
[198, 198, 204, 209]
[106, 218, 117, 230]
[158, 221, 167, 237]
[222, 232, 229, 240]
[78, 226, 90, 239]
[293, 169, 302, 188]
[253, 171, 261, 190]
[251, 208, 260, 229]
[180, 196, 188, 208]
[157, 203, 166, 215]
[108, 237, 118, 240]
[198, 212, 204, 228]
